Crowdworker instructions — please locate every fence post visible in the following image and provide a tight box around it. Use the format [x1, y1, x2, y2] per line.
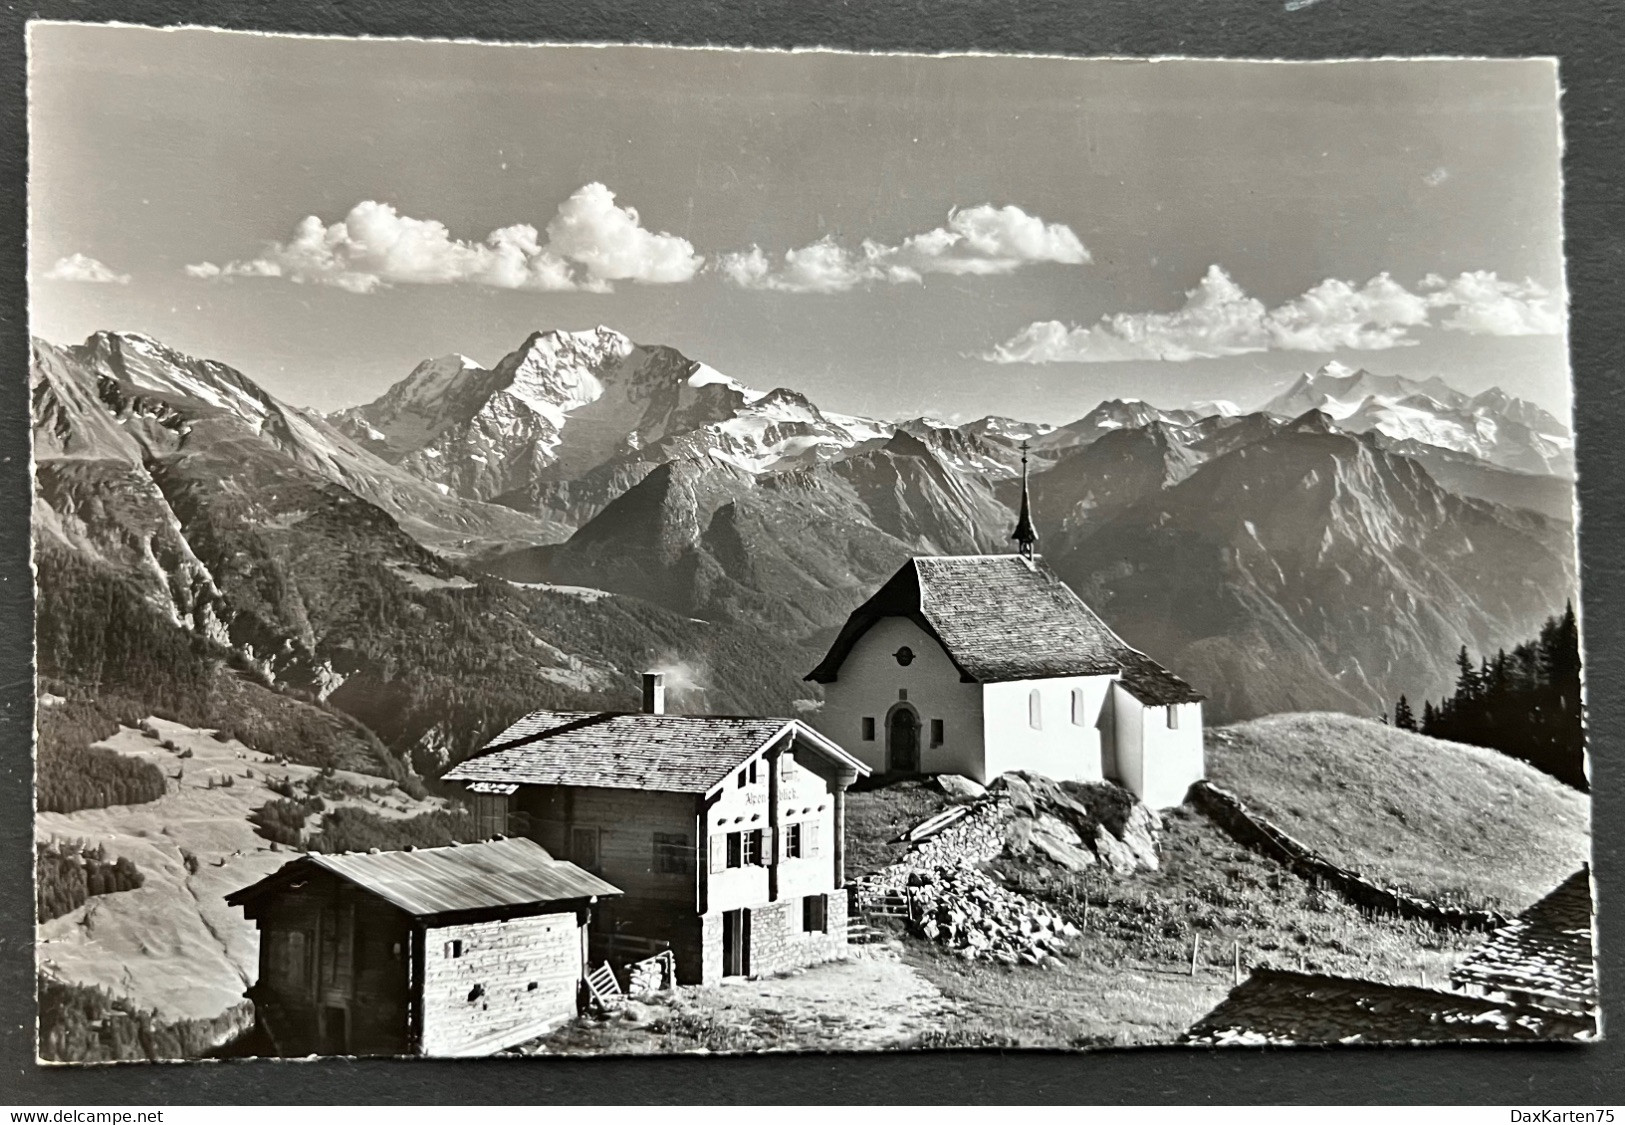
[1190, 934, 1201, 977]
[1233, 939, 1241, 986]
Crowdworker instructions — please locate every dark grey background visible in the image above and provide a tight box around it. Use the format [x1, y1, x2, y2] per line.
[2, 0, 1621, 1105]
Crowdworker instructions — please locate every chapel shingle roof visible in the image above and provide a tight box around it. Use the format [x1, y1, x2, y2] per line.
[1449, 868, 1597, 1014]
[805, 554, 1203, 704]
[226, 837, 620, 918]
[443, 712, 864, 794]
[1182, 968, 1596, 1045]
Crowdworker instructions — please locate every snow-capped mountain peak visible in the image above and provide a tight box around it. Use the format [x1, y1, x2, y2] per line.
[328, 326, 898, 507]
[1262, 363, 1572, 476]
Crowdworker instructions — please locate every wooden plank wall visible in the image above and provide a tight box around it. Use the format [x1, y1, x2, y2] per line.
[418, 911, 586, 1056]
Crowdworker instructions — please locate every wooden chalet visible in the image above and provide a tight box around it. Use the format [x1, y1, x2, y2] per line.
[226, 836, 620, 1057]
[442, 673, 871, 984]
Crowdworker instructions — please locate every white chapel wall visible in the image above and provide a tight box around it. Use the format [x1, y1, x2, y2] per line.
[812, 615, 985, 778]
[980, 675, 1113, 784]
[1136, 700, 1206, 808]
[1111, 684, 1147, 798]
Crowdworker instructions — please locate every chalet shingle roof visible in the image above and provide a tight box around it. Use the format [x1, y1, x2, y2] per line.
[806, 554, 1203, 703]
[1182, 969, 1596, 1045]
[1450, 868, 1597, 1014]
[226, 837, 619, 918]
[444, 712, 867, 794]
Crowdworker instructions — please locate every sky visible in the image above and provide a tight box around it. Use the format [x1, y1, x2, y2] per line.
[27, 25, 1572, 423]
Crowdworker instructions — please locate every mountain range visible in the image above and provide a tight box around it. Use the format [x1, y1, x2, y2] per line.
[1259, 360, 1574, 477]
[32, 328, 1579, 773]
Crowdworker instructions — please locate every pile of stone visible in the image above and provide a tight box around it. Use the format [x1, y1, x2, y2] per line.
[904, 866, 1080, 964]
[851, 770, 1163, 964]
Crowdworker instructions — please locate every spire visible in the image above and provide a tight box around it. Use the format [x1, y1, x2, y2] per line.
[1011, 440, 1038, 560]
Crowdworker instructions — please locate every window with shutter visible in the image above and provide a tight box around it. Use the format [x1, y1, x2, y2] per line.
[785, 822, 803, 859]
[725, 832, 743, 869]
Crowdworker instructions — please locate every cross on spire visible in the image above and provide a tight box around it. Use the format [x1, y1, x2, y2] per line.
[1011, 439, 1038, 560]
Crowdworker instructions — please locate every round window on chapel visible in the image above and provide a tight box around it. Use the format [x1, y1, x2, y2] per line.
[894, 646, 915, 667]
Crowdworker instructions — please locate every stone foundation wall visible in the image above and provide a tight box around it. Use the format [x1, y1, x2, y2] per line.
[694, 895, 849, 982]
[745, 893, 850, 978]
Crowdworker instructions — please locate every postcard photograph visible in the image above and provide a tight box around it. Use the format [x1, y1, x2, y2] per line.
[27, 24, 1594, 1061]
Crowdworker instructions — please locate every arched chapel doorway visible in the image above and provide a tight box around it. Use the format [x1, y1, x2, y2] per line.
[887, 704, 921, 774]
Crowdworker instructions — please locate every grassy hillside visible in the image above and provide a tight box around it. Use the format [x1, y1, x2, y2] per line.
[1207, 712, 1589, 912]
[905, 808, 1484, 1048]
[35, 718, 446, 1040]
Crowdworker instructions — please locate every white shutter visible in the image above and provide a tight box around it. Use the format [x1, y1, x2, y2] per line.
[760, 827, 774, 866]
[709, 834, 726, 874]
[806, 823, 821, 858]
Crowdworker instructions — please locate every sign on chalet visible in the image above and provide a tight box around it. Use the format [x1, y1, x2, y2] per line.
[442, 674, 871, 984]
[226, 837, 619, 1057]
[806, 553, 1207, 806]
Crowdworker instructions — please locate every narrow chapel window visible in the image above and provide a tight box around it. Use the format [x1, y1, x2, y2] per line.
[862, 717, 876, 741]
[1028, 689, 1043, 730]
[930, 719, 944, 747]
[1071, 688, 1086, 726]
[1167, 705, 1180, 730]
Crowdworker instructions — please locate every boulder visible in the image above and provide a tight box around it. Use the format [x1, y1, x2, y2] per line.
[1092, 823, 1142, 873]
[1028, 813, 1097, 872]
[936, 774, 988, 804]
[994, 774, 1037, 814]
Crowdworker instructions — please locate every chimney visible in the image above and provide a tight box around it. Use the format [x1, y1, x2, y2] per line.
[642, 672, 666, 715]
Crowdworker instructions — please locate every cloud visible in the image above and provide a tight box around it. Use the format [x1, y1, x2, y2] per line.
[43, 253, 130, 284]
[985, 265, 1560, 364]
[717, 238, 901, 294]
[1421, 270, 1564, 336]
[185, 184, 701, 294]
[718, 203, 1087, 293]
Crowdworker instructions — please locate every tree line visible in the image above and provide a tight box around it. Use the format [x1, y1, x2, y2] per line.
[1392, 603, 1585, 789]
[37, 973, 245, 1062]
[36, 698, 168, 814]
[37, 839, 146, 923]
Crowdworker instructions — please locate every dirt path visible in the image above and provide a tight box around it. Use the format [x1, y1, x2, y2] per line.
[525, 944, 961, 1055]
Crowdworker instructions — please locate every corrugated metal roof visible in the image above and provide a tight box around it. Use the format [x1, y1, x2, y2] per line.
[228, 837, 621, 917]
[1183, 969, 1596, 1045]
[806, 554, 1204, 704]
[1450, 868, 1597, 1013]
[445, 712, 797, 793]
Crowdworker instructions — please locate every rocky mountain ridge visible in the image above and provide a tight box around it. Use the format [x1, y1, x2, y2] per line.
[34, 327, 1581, 733]
[1261, 360, 1573, 477]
